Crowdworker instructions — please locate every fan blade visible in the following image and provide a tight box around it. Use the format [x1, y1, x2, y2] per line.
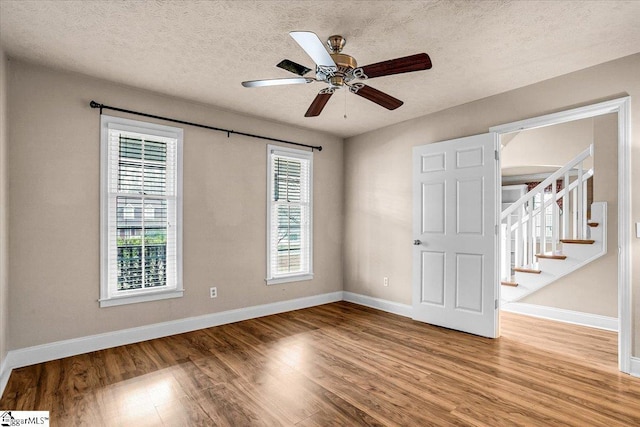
[352, 85, 403, 110]
[242, 77, 313, 88]
[305, 91, 333, 117]
[360, 53, 432, 79]
[290, 31, 336, 68]
[276, 59, 312, 76]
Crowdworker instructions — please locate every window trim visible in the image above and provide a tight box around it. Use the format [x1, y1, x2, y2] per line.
[265, 144, 313, 285]
[100, 115, 183, 307]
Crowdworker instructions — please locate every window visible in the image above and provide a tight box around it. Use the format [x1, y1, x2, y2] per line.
[100, 115, 183, 307]
[266, 145, 313, 284]
[533, 192, 554, 238]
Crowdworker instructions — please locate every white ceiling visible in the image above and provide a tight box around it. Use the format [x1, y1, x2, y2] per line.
[1, 0, 639, 138]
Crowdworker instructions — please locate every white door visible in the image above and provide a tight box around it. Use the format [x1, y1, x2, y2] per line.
[412, 133, 499, 338]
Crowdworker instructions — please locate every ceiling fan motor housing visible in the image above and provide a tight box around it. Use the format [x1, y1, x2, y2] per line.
[322, 35, 360, 89]
[326, 53, 358, 87]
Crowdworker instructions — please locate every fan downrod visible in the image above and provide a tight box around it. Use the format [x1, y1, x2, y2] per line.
[327, 35, 346, 53]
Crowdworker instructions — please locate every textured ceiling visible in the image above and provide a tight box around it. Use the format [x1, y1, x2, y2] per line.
[1, 0, 639, 138]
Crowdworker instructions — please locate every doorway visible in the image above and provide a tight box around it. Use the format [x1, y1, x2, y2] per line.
[490, 97, 631, 373]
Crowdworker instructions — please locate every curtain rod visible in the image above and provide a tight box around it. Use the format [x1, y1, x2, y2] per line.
[89, 101, 322, 152]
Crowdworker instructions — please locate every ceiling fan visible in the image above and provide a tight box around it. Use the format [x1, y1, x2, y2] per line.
[241, 31, 432, 117]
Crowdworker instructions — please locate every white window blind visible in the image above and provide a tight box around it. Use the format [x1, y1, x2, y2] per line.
[100, 115, 183, 307]
[267, 145, 313, 284]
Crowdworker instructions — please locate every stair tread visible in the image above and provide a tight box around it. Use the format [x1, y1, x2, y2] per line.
[501, 280, 518, 287]
[513, 267, 542, 274]
[587, 222, 599, 227]
[536, 253, 567, 260]
[560, 239, 595, 244]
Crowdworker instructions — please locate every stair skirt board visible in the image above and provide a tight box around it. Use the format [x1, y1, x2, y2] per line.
[502, 248, 606, 303]
[501, 202, 607, 304]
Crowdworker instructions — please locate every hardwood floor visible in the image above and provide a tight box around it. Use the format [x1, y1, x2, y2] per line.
[1, 302, 639, 426]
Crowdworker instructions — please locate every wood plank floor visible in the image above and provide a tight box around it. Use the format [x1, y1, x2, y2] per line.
[1, 301, 639, 426]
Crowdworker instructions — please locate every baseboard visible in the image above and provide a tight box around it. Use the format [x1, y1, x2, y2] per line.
[342, 291, 413, 318]
[0, 291, 343, 397]
[1, 292, 629, 398]
[630, 357, 640, 378]
[501, 302, 618, 331]
[0, 356, 10, 399]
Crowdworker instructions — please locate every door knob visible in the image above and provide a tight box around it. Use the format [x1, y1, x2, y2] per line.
[413, 240, 422, 245]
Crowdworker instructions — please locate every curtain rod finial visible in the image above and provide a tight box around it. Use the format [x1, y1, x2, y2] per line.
[90, 100, 101, 108]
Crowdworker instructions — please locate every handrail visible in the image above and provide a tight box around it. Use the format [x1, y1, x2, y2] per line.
[507, 168, 593, 233]
[501, 145, 593, 219]
[500, 144, 594, 280]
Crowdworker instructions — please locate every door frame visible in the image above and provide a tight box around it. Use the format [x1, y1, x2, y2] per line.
[489, 96, 631, 373]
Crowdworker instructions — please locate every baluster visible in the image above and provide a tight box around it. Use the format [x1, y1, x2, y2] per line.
[516, 206, 523, 269]
[501, 224, 508, 280]
[572, 185, 578, 239]
[540, 194, 547, 255]
[533, 197, 538, 265]
[528, 199, 535, 266]
[506, 215, 512, 278]
[552, 180, 558, 254]
[582, 178, 588, 238]
[524, 202, 530, 266]
[577, 162, 584, 239]
[562, 172, 569, 239]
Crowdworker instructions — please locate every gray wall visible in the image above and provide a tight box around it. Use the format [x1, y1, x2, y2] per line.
[344, 53, 640, 355]
[7, 60, 344, 349]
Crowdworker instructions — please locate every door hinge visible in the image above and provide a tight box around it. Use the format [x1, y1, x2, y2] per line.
[495, 299, 499, 309]
[495, 224, 499, 235]
[495, 150, 499, 161]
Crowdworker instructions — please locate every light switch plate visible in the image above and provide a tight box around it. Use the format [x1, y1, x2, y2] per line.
[636, 222, 640, 238]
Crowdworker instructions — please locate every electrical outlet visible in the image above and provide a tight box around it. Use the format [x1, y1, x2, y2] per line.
[383, 277, 389, 287]
[210, 287, 217, 298]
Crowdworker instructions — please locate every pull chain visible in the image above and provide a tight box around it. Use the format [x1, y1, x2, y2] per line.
[344, 88, 347, 119]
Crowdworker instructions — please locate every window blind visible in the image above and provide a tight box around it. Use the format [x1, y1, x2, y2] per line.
[106, 127, 178, 295]
[268, 148, 312, 280]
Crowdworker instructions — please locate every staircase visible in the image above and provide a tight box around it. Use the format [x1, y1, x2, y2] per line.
[499, 145, 607, 303]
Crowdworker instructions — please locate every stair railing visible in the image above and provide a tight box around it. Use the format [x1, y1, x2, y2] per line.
[500, 144, 593, 281]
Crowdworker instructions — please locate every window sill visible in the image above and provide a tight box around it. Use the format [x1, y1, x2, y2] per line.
[266, 274, 314, 286]
[99, 289, 184, 307]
